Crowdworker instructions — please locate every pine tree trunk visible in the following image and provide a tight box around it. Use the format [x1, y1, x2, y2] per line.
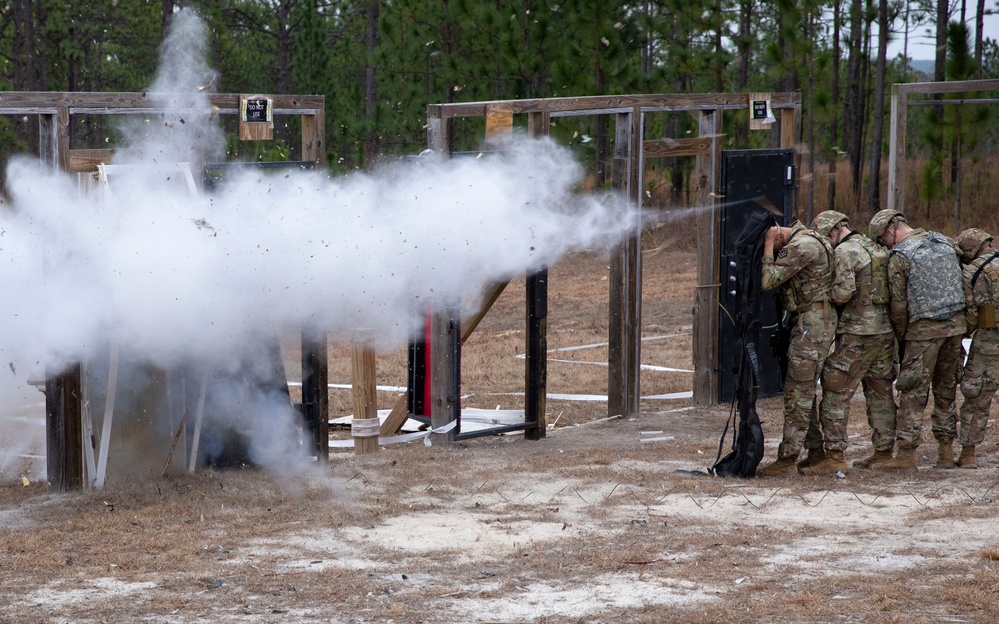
[868, 0, 889, 214]
[975, 0, 985, 77]
[845, 0, 864, 199]
[827, 0, 841, 211]
[364, 0, 380, 168]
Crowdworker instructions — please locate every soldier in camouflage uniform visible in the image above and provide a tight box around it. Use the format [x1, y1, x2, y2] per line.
[757, 220, 838, 477]
[869, 209, 966, 470]
[955, 228, 999, 469]
[801, 211, 896, 475]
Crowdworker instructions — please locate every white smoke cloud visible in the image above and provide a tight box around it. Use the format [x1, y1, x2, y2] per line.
[0, 8, 638, 482]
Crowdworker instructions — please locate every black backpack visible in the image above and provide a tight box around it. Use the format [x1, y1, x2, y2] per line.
[711, 209, 777, 478]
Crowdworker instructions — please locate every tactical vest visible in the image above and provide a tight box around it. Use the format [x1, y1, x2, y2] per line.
[892, 231, 965, 322]
[971, 252, 999, 329]
[781, 228, 835, 311]
[850, 233, 890, 306]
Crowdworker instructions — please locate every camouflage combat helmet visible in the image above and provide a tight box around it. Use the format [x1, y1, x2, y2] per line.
[869, 209, 906, 242]
[956, 228, 994, 262]
[811, 210, 849, 237]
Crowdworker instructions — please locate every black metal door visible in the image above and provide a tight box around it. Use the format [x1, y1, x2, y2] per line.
[718, 149, 795, 403]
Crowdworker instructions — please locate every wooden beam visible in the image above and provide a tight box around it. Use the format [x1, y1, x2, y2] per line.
[643, 137, 713, 158]
[888, 84, 907, 213]
[428, 92, 801, 120]
[0, 91, 324, 112]
[692, 109, 721, 406]
[894, 78, 999, 97]
[907, 97, 999, 106]
[69, 149, 144, 172]
[462, 282, 510, 343]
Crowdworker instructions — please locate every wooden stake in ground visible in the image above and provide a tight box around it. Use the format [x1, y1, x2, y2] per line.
[161, 403, 189, 478]
[94, 342, 119, 489]
[351, 343, 379, 455]
[188, 373, 209, 473]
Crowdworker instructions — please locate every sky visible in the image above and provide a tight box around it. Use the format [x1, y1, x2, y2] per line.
[887, 8, 999, 61]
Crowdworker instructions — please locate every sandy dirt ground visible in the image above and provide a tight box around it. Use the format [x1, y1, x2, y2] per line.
[3, 248, 999, 623]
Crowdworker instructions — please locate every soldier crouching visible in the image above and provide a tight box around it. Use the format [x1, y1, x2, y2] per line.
[805, 211, 896, 474]
[869, 209, 966, 470]
[757, 220, 838, 477]
[955, 228, 999, 469]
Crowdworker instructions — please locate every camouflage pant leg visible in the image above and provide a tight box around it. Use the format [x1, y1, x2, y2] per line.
[959, 333, 999, 446]
[862, 332, 898, 451]
[929, 334, 963, 442]
[777, 311, 836, 459]
[819, 332, 896, 451]
[895, 337, 951, 449]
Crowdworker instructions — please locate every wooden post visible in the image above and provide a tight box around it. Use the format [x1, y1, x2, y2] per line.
[44, 364, 83, 492]
[350, 343, 379, 455]
[608, 109, 642, 417]
[426, 106, 450, 154]
[525, 269, 548, 439]
[41, 107, 82, 492]
[485, 103, 514, 143]
[300, 107, 329, 461]
[609, 113, 628, 417]
[779, 106, 802, 219]
[625, 108, 642, 416]
[301, 326, 329, 461]
[426, 107, 458, 444]
[302, 107, 326, 168]
[887, 84, 906, 213]
[692, 108, 721, 406]
[429, 310, 459, 444]
[525, 111, 550, 440]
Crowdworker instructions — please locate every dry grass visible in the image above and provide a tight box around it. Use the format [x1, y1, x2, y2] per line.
[6, 249, 999, 623]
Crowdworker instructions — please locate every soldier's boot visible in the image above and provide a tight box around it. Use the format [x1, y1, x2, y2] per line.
[871, 447, 918, 471]
[855, 449, 894, 469]
[936, 439, 956, 469]
[799, 450, 848, 476]
[757, 456, 800, 477]
[957, 445, 978, 470]
[796, 447, 825, 470]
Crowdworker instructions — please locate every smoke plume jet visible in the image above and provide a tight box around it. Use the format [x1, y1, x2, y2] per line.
[0, 8, 638, 479]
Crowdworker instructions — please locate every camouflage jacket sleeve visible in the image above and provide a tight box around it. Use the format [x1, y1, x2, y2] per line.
[887, 251, 909, 340]
[830, 245, 860, 306]
[761, 236, 821, 291]
[963, 261, 979, 333]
